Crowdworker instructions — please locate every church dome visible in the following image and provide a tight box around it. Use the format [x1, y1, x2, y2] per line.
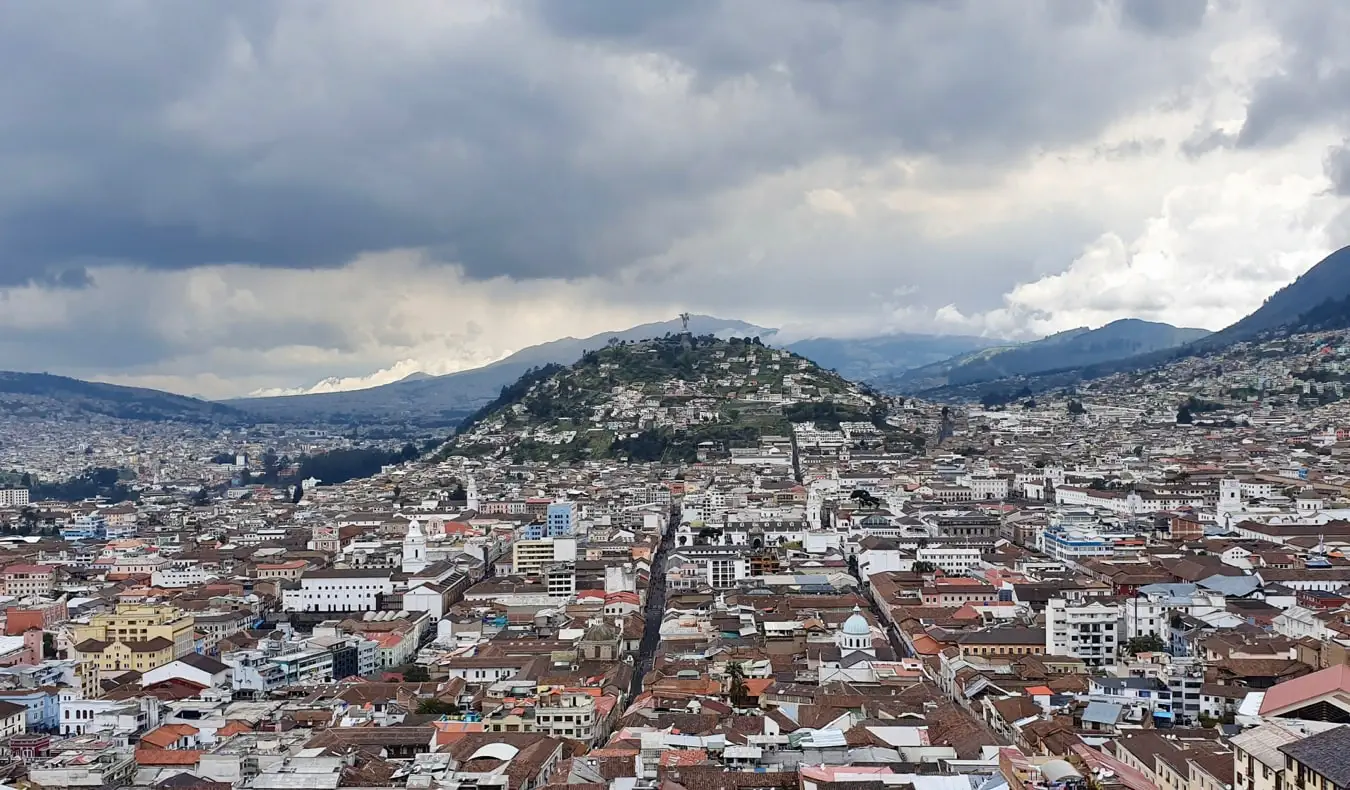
[841, 606, 870, 636]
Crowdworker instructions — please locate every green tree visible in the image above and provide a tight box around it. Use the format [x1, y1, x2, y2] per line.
[726, 662, 750, 707]
[416, 698, 460, 715]
[403, 665, 431, 682]
[1124, 634, 1167, 655]
[913, 561, 936, 573]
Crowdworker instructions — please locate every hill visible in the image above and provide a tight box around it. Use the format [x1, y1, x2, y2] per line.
[0, 372, 243, 423]
[445, 334, 919, 463]
[891, 319, 1209, 393]
[908, 246, 1350, 401]
[783, 332, 998, 385]
[1203, 246, 1350, 343]
[230, 315, 770, 427]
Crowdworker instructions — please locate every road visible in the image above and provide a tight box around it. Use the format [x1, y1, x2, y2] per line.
[631, 503, 679, 698]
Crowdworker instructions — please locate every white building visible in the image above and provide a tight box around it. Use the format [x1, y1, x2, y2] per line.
[402, 519, 428, 575]
[150, 566, 215, 589]
[1046, 597, 1121, 668]
[0, 489, 29, 507]
[916, 544, 982, 575]
[281, 569, 394, 612]
[1123, 584, 1226, 641]
[512, 537, 577, 576]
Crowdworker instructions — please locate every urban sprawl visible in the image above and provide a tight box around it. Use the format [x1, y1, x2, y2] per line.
[8, 332, 1350, 790]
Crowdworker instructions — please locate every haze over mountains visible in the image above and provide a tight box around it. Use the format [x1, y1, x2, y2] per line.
[890, 319, 1210, 393]
[8, 244, 1350, 423]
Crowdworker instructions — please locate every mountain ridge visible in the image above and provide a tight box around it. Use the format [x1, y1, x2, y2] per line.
[915, 245, 1350, 400]
[891, 318, 1209, 393]
[0, 371, 243, 423]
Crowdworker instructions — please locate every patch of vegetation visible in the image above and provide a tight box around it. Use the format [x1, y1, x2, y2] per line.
[31, 467, 137, 503]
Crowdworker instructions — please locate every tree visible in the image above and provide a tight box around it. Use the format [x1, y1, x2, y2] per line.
[1067, 400, 1086, 416]
[191, 488, 210, 507]
[416, 698, 460, 715]
[913, 561, 936, 573]
[19, 472, 31, 489]
[403, 665, 431, 682]
[1124, 634, 1167, 656]
[1176, 404, 1194, 424]
[239, 468, 252, 485]
[292, 484, 304, 504]
[846, 554, 860, 579]
[42, 632, 57, 659]
[400, 442, 420, 463]
[849, 489, 881, 508]
[726, 661, 750, 707]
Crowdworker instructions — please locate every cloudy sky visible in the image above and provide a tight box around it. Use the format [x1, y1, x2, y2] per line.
[3, 0, 1350, 398]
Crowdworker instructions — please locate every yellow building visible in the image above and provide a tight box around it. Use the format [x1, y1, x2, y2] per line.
[73, 636, 176, 676]
[70, 603, 195, 660]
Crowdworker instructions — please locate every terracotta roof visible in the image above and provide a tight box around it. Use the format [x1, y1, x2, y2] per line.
[134, 748, 204, 765]
[141, 723, 200, 749]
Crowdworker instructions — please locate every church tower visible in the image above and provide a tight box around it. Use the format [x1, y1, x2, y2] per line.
[402, 519, 428, 574]
[466, 476, 480, 512]
[1218, 477, 1242, 527]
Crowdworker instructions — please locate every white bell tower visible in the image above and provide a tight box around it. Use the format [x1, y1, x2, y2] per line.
[402, 518, 428, 574]
[1218, 477, 1242, 527]
[466, 476, 480, 511]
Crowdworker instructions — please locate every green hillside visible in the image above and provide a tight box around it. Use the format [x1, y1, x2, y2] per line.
[447, 334, 911, 463]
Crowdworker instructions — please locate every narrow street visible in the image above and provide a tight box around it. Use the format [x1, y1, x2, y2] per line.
[631, 503, 679, 698]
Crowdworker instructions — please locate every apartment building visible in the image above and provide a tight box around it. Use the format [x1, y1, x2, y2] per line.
[1046, 597, 1122, 668]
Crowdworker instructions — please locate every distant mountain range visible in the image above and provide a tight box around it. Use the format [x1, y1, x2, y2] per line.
[783, 333, 999, 384]
[13, 245, 1350, 424]
[916, 245, 1350, 400]
[889, 319, 1210, 393]
[0, 372, 242, 423]
[231, 315, 772, 427]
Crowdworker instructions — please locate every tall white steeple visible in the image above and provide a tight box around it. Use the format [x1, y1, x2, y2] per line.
[402, 518, 428, 574]
[466, 476, 480, 512]
[1218, 477, 1242, 528]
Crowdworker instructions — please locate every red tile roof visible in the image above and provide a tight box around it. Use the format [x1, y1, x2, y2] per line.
[134, 748, 204, 765]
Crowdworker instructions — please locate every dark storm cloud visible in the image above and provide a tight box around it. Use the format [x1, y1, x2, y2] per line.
[1119, 0, 1209, 35]
[1180, 127, 1237, 159]
[1238, 5, 1350, 149]
[0, 0, 1223, 287]
[1325, 142, 1350, 197]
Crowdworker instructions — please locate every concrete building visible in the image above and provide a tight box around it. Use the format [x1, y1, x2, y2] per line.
[281, 569, 394, 613]
[1046, 597, 1121, 668]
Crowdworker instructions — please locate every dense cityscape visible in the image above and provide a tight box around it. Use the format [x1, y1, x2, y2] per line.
[9, 3, 1350, 789]
[0, 325, 1350, 789]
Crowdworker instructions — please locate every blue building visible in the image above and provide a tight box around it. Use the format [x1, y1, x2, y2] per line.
[60, 514, 106, 542]
[0, 688, 59, 732]
[546, 502, 577, 538]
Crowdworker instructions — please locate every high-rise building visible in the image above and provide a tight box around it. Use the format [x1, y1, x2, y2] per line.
[546, 501, 577, 538]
